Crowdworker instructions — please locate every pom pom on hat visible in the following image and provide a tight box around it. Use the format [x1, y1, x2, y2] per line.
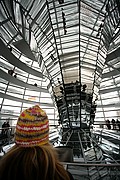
[15, 105, 49, 147]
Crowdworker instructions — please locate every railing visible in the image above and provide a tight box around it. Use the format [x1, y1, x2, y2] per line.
[63, 162, 120, 180]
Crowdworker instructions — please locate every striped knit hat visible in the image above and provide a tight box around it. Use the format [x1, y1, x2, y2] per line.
[15, 105, 49, 147]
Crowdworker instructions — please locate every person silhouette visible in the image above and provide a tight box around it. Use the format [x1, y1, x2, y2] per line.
[1, 122, 6, 135]
[106, 119, 111, 130]
[111, 119, 116, 130]
[8, 69, 14, 76]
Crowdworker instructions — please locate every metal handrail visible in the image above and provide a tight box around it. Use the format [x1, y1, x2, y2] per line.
[81, 129, 119, 164]
[62, 162, 120, 180]
[62, 162, 120, 167]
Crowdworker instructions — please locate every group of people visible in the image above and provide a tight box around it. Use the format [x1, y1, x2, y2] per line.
[8, 69, 17, 78]
[0, 105, 74, 180]
[106, 119, 120, 130]
[1, 121, 11, 144]
[1, 121, 10, 136]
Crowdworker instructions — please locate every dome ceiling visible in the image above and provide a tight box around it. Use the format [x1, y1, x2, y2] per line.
[0, 0, 120, 124]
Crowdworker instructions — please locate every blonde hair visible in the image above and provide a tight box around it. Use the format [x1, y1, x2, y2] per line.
[0, 144, 70, 180]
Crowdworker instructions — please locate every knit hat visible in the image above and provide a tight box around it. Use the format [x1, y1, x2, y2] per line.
[15, 105, 49, 147]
